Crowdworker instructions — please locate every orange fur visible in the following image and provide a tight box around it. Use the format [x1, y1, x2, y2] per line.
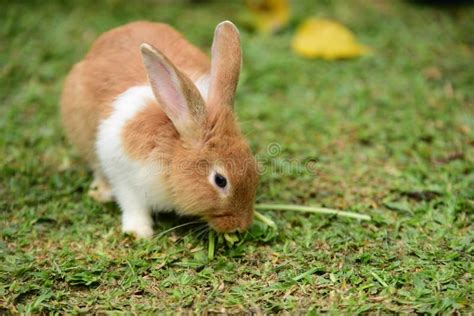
[61, 21, 258, 233]
[168, 106, 258, 231]
[121, 101, 176, 161]
[208, 22, 242, 109]
[121, 103, 258, 232]
[61, 21, 210, 166]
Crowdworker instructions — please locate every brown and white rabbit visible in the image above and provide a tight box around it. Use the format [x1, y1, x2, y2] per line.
[61, 21, 258, 238]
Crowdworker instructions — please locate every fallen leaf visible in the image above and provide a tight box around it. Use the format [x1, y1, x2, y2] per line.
[292, 18, 371, 59]
[245, 0, 289, 34]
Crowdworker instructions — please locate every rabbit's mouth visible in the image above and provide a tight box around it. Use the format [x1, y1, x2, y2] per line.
[206, 213, 252, 233]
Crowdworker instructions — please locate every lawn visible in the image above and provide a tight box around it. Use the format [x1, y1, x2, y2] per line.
[1, 0, 473, 313]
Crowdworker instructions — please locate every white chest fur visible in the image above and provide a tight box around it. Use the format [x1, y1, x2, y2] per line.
[96, 85, 175, 212]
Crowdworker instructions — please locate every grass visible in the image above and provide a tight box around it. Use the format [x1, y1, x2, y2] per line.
[1, 0, 473, 313]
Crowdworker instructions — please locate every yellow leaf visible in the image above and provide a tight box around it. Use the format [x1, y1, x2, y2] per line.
[246, 0, 289, 34]
[292, 18, 371, 60]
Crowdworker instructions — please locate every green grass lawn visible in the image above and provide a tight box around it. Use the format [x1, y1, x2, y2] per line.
[1, 0, 473, 313]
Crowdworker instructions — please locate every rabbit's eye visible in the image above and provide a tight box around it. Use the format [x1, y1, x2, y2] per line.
[214, 173, 227, 188]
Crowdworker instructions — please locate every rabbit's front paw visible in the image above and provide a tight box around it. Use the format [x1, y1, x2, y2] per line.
[123, 221, 154, 239]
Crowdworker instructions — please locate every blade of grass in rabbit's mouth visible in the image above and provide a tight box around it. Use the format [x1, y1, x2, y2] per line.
[207, 204, 371, 259]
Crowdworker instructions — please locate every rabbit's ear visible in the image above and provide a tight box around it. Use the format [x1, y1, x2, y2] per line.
[208, 21, 242, 110]
[141, 43, 206, 140]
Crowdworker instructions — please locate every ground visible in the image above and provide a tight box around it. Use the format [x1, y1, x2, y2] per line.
[1, 0, 473, 313]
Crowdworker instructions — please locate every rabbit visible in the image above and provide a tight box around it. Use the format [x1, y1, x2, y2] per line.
[60, 21, 258, 238]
